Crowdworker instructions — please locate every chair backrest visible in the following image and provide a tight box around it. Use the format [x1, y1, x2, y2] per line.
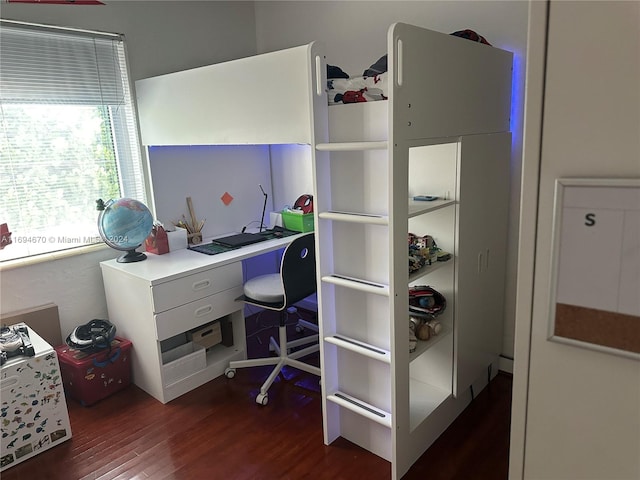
[280, 233, 316, 307]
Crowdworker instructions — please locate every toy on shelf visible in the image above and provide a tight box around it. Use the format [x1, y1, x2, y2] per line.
[408, 233, 451, 274]
[408, 285, 446, 352]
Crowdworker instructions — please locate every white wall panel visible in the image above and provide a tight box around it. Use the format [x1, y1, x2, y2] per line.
[147, 145, 272, 239]
[514, 2, 640, 478]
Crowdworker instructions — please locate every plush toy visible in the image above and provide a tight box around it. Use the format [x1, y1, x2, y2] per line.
[334, 89, 368, 104]
[416, 322, 431, 341]
[409, 320, 418, 353]
[426, 319, 442, 336]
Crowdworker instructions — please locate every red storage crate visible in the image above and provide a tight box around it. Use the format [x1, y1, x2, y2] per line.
[55, 337, 132, 406]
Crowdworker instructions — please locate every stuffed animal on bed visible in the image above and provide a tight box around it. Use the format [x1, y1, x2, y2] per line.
[333, 85, 387, 104]
[334, 89, 367, 104]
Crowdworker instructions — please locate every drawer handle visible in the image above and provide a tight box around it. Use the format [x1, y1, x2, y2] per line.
[200, 328, 215, 337]
[195, 305, 213, 317]
[192, 279, 211, 291]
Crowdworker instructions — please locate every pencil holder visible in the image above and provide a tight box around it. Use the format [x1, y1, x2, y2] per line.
[188, 232, 203, 245]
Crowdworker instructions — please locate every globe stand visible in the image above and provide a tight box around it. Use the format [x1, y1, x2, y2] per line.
[117, 249, 147, 263]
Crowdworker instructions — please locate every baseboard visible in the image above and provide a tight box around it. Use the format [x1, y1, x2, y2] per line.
[498, 355, 513, 374]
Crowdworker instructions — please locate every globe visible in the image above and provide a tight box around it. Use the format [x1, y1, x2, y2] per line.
[96, 198, 154, 263]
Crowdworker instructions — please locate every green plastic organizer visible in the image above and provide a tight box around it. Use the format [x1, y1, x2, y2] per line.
[281, 211, 314, 232]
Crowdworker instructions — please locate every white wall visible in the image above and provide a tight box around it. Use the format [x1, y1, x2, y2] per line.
[0, 1, 258, 338]
[511, 1, 640, 478]
[255, 1, 530, 361]
[1, 1, 257, 81]
[148, 145, 273, 238]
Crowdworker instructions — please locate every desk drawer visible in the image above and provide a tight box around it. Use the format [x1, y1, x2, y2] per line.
[151, 263, 242, 313]
[155, 286, 243, 341]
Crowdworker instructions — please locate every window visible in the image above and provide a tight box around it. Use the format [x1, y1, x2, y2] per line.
[0, 20, 147, 262]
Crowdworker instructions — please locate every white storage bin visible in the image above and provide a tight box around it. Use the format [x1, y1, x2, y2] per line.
[161, 342, 206, 387]
[167, 227, 188, 251]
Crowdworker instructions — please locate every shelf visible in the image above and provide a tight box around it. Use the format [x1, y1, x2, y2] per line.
[163, 344, 245, 403]
[322, 274, 390, 296]
[408, 258, 452, 283]
[408, 198, 456, 218]
[318, 211, 389, 225]
[409, 378, 451, 432]
[325, 334, 391, 363]
[409, 324, 451, 362]
[327, 390, 392, 428]
[316, 141, 388, 151]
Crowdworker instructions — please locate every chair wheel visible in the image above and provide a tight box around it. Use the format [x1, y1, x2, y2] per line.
[256, 393, 268, 405]
[225, 368, 236, 379]
[295, 325, 304, 333]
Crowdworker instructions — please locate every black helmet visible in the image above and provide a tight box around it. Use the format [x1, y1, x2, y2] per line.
[408, 285, 446, 317]
[66, 319, 116, 352]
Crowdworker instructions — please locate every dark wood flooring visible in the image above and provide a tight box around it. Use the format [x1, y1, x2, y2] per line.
[3, 310, 512, 480]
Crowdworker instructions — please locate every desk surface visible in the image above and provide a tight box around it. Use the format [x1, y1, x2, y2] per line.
[100, 232, 305, 285]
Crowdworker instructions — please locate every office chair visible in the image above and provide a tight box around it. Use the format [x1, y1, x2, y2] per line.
[224, 232, 320, 405]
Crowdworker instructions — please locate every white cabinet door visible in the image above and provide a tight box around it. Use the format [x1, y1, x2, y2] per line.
[454, 133, 510, 396]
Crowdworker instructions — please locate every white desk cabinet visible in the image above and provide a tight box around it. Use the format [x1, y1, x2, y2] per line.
[101, 257, 245, 404]
[100, 237, 299, 404]
[100, 244, 258, 404]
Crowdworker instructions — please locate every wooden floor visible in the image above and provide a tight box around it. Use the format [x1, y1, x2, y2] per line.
[3, 311, 512, 480]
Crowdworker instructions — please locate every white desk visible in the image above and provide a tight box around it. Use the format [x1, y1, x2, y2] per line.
[100, 233, 303, 403]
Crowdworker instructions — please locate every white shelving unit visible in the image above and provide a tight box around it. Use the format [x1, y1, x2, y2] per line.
[312, 24, 513, 479]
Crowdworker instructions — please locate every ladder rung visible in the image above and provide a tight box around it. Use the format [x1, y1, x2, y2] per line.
[324, 335, 391, 363]
[316, 141, 388, 151]
[327, 391, 392, 428]
[318, 211, 389, 225]
[321, 274, 389, 296]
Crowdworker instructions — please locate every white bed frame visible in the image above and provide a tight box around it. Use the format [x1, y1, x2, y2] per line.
[136, 42, 325, 146]
[135, 22, 513, 480]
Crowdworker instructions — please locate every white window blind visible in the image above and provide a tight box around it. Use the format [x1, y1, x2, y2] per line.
[0, 20, 147, 261]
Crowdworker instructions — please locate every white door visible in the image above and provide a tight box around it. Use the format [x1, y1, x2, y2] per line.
[511, 2, 640, 479]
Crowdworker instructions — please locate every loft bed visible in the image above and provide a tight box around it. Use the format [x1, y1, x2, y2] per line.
[134, 23, 512, 480]
[134, 22, 511, 232]
[135, 25, 511, 147]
